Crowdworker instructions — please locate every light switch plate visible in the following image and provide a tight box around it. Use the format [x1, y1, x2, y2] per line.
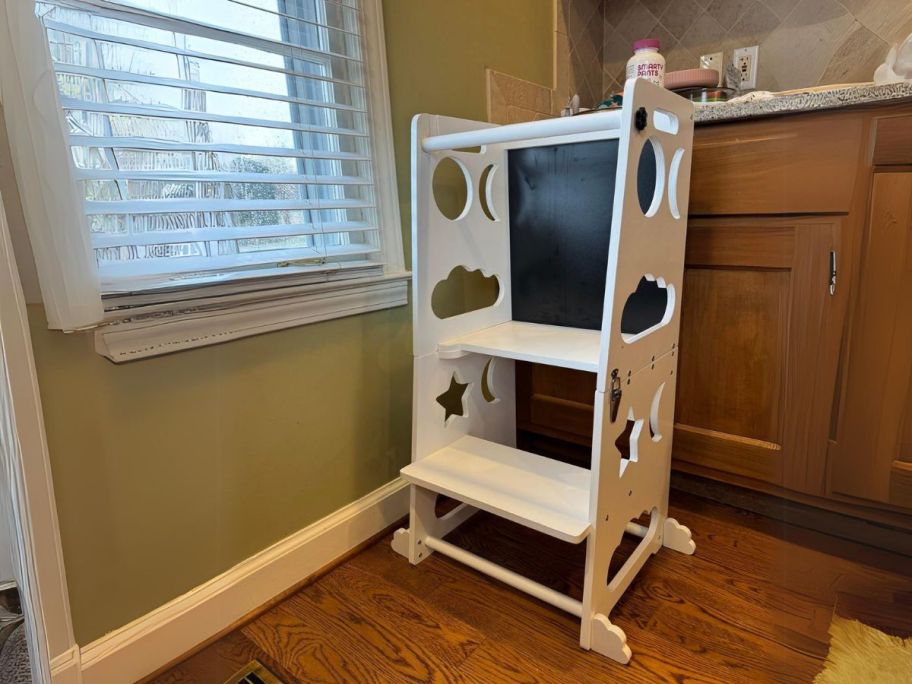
[699, 52, 723, 84]
[733, 45, 759, 90]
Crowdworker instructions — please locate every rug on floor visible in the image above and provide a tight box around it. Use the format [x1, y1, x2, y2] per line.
[0, 624, 30, 684]
[815, 616, 912, 683]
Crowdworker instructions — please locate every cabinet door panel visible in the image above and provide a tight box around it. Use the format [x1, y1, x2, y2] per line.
[677, 267, 788, 444]
[830, 173, 912, 505]
[674, 219, 842, 492]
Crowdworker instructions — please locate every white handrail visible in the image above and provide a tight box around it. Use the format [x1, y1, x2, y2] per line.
[421, 108, 624, 152]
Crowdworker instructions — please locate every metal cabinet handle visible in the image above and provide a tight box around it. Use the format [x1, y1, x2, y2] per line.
[829, 250, 837, 296]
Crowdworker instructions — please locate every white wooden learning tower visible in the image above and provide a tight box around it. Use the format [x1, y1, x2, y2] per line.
[392, 79, 696, 664]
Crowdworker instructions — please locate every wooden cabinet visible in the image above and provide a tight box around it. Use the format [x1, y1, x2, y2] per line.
[516, 103, 912, 525]
[674, 218, 842, 494]
[829, 172, 912, 507]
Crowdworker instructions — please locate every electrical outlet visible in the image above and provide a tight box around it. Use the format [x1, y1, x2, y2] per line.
[733, 45, 759, 90]
[699, 52, 723, 84]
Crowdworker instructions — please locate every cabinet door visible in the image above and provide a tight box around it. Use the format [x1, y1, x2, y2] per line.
[893, 381, 912, 506]
[829, 173, 912, 507]
[673, 218, 844, 493]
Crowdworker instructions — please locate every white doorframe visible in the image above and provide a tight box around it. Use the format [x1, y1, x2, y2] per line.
[0, 190, 79, 682]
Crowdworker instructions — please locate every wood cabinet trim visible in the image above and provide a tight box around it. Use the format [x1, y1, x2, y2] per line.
[890, 461, 912, 508]
[689, 113, 863, 216]
[673, 424, 782, 483]
[685, 222, 795, 268]
[873, 115, 912, 166]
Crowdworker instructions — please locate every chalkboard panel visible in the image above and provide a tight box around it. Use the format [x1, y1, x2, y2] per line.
[508, 138, 657, 332]
[508, 139, 618, 330]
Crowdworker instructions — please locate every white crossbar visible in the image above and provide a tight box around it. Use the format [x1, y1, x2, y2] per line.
[421, 109, 623, 152]
[424, 536, 583, 617]
[625, 521, 649, 538]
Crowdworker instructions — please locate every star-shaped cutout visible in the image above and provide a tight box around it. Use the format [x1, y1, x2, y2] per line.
[616, 408, 643, 477]
[436, 373, 469, 423]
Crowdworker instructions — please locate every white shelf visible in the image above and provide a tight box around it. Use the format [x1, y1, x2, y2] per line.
[437, 321, 600, 372]
[400, 435, 592, 543]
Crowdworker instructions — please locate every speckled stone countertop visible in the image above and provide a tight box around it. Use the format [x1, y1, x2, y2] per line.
[693, 82, 912, 124]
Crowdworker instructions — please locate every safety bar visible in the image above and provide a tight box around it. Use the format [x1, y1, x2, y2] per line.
[421, 108, 624, 153]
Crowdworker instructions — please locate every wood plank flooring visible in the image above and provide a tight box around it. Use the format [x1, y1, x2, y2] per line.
[150, 490, 912, 683]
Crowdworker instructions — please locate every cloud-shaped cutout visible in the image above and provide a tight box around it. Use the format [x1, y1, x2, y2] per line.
[431, 266, 500, 319]
[620, 276, 674, 342]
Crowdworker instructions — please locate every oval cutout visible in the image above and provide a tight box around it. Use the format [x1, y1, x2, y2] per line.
[481, 358, 498, 402]
[649, 383, 665, 442]
[479, 164, 499, 221]
[637, 138, 665, 217]
[653, 109, 679, 134]
[431, 266, 500, 319]
[432, 156, 471, 220]
[668, 148, 685, 219]
[620, 276, 674, 343]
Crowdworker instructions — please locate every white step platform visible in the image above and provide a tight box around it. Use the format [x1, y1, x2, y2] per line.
[437, 321, 600, 372]
[400, 435, 592, 543]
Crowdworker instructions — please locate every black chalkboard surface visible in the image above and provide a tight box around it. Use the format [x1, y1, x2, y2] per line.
[508, 140, 618, 330]
[507, 138, 660, 333]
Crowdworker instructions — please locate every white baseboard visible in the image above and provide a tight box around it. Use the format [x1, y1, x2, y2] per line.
[50, 646, 81, 684]
[77, 478, 409, 684]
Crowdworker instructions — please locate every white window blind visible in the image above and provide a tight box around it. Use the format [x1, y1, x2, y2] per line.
[37, 0, 385, 296]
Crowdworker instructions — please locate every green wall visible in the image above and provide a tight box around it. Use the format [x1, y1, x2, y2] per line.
[28, 0, 552, 644]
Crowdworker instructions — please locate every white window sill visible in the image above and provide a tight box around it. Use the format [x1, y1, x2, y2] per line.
[93, 272, 410, 363]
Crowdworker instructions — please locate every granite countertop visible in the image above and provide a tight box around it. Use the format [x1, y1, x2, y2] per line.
[693, 81, 912, 123]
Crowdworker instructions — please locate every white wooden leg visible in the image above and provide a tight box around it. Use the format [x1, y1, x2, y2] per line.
[590, 614, 632, 664]
[390, 528, 410, 558]
[392, 485, 479, 564]
[390, 485, 437, 564]
[662, 517, 696, 555]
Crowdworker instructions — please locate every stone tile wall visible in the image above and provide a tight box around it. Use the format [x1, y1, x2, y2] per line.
[487, 0, 912, 124]
[602, 0, 912, 94]
[487, 69, 554, 124]
[555, 0, 606, 109]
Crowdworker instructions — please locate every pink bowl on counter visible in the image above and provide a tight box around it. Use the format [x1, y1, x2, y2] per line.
[665, 68, 719, 90]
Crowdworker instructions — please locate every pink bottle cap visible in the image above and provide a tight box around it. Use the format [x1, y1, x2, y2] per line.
[633, 38, 661, 51]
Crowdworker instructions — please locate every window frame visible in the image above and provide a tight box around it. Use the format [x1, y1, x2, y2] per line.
[6, 0, 407, 361]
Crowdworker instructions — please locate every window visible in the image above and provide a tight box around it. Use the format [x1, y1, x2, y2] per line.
[0, 0, 405, 357]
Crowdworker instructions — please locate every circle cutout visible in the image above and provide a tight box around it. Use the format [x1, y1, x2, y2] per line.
[432, 157, 471, 220]
[636, 138, 666, 217]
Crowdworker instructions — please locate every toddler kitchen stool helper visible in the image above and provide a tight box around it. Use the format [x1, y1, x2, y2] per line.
[392, 78, 696, 664]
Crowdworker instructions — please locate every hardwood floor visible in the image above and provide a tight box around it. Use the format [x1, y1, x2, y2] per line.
[150, 490, 912, 683]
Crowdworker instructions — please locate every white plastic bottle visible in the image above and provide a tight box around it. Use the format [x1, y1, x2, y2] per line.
[626, 38, 665, 87]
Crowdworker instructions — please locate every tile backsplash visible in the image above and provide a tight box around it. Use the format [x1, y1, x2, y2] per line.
[558, 0, 912, 107]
